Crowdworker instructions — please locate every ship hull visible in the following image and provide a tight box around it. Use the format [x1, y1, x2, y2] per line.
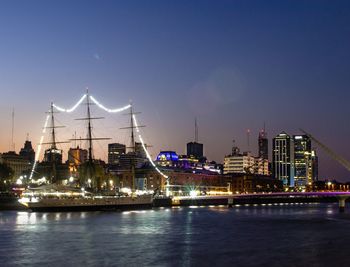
[22, 195, 153, 212]
[28, 203, 152, 212]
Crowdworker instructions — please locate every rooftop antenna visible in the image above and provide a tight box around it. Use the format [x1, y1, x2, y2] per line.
[74, 131, 77, 148]
[195, 117, 198, 143]
[232, 139, 240, 156]
[26, 133, 29, 142]
[11, 108, 15, 152]
[246, 129, 251, 152]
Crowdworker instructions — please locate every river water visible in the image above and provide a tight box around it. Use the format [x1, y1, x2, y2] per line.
[1, 203, 350, 267]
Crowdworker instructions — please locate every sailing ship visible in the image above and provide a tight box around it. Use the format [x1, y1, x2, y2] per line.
[19, 92, 153, 211]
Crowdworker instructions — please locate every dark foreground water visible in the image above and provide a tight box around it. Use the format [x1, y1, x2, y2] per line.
[1, 203, 350, 267]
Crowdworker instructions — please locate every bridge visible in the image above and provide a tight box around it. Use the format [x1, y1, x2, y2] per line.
[173, 192, 350, 212]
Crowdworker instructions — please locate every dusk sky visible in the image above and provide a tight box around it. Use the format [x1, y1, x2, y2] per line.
[1, 1, 350, 181]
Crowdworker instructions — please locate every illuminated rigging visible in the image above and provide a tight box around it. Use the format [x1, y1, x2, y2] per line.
[29, 114, 50, 180]
[31, 93, 169, 186]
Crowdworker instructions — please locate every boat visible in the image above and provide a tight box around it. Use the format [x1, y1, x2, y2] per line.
[19, 185, 153, 212]
[19, 184, 153, 212]
[18, 92, 154, 212]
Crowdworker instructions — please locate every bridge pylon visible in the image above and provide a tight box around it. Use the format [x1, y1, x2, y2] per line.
[337, 195, 349, 212]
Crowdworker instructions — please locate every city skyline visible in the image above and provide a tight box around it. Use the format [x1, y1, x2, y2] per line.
[1, 1, 350, 181]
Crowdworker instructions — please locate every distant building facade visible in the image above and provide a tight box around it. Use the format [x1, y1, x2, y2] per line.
[0, 151, 31, 179]
[119, 152, 147, 169]
[135, 142, 146, 159]
[19, 140, 35, 164]
[311, 150, 318, 181]
[68, 146, 88, 166]
[44, 148, 63, 164]
[224, 143, 268, 175]
[108, 143, 126, 165]
[258, 129, 268, 160]
[187, 142, 203, 159]
[293, 135, 312, 187]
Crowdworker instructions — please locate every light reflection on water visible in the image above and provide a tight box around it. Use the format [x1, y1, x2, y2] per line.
[1, 204, 350, 267]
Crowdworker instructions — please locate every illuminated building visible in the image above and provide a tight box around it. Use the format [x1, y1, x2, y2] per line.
[224, 152, 255, 174]
[224, 142, 268, 175]
[156, 151, 179, 167]
[118, 169, 165, 191]
[108, 143, 126, 164]
[178, 154, 199, 168]
[0, 152, 31, 180]
[44, 148, 62, 164]
[68, 146, 88, 165]
[293, 135, 312, 187]
[226, 174, 282, 194]
[272, 132, 295, 187]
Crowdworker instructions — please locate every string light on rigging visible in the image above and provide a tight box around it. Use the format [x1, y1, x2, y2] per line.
[85, 96, 169, 179]
[132, 114, 169, 179]
[53, 94, 87, 113]
[89, 95, 131, 113]
[29, 114, 50, 180]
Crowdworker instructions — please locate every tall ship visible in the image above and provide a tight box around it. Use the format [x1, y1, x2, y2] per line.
[19, 92, 153, 211]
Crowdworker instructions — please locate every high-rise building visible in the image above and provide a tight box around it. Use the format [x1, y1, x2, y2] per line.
[258, 129, 268, 160]
[311, 150, 318, 182]
[19, 140, 35, 164]
[272, 132, 295, 187]
[187, 142, 203, 159]
[293, 135, 312, 187]
[108, 143, 126, 164]
[186, 118, 204, 161]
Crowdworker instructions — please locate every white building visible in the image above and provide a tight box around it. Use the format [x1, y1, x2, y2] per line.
[224, 151, 268, 175]
[0, 151, 31, 180]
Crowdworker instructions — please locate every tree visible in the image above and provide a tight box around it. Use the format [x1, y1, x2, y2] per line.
[0, 163, 14, 190]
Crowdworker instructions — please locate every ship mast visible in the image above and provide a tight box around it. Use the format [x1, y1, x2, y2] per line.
[50, 102, 57, 150]
[87, 92, 93, 163]
[71, 90, 110, 190]
[120, 103, 145, 194]
[49, 103, 57, 183]
[130, 105, 136, 193]
[42, 102, 67, 183]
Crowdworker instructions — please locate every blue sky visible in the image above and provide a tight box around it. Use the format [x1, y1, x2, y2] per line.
[0, 0, 350, 180]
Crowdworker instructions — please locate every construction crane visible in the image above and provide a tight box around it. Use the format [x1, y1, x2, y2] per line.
[300, 129, 350, 172]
